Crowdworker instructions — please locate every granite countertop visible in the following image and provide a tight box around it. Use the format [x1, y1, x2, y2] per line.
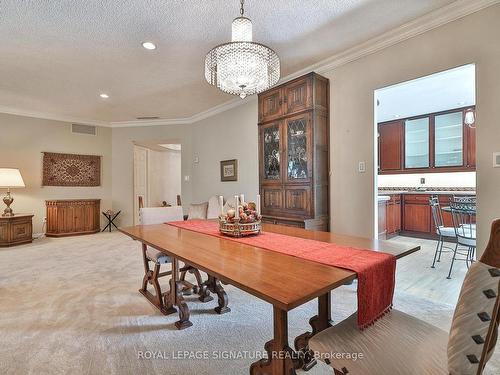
[378, 189, 476, 196]
[378, 195, 391, 202]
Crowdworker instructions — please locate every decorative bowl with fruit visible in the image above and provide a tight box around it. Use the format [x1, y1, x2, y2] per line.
[219, 201, 262, 237]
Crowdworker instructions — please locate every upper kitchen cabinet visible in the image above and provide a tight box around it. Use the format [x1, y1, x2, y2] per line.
[378, 121, 402, 171]
[378, 107, 475, 174]
[405, 117, 430, 169]
[434, 111, 464, 168]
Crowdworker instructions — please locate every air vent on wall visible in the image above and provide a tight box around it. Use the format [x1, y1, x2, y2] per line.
[71, 123, 97, 136]
[136, 116, 160, 120]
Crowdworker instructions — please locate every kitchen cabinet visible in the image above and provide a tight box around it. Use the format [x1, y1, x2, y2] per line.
[378, 107, 475, 174]
[434, 111, 463, 167]
[405, 117, 430, 169]
[258, 72, 329, 231]
[404, 202, 431, 233]
[378, 121, 402, 171]
[386, 194, 402, 237]
[405, 193, 475, 237]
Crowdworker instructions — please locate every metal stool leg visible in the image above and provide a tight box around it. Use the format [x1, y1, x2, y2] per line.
[437, 238, 445, 262]
[431, 235, 442, 268]
[446, 242, 459, 279]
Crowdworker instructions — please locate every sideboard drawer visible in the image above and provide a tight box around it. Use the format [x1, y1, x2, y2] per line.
[0, 222, 8, 244]
[10, 222, 32, 241]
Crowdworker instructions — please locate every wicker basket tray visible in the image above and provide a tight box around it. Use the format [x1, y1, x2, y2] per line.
[219, 220, 261, 237]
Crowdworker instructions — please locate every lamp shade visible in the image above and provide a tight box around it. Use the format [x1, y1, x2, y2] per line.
[0, 168, 25, 188]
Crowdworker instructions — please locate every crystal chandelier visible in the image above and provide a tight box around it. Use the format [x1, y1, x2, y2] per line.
[205, 0, 280, 99]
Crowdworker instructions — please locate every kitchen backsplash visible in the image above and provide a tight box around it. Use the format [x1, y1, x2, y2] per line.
[378, 172, 476, 188]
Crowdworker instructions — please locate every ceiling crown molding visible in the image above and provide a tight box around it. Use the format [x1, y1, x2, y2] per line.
[0, 105, 109, 127]
[109, 95, 256, 128]
[0, 0, 497, 128]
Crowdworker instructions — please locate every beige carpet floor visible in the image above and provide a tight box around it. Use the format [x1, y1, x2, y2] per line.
[0, 232, 497, 375]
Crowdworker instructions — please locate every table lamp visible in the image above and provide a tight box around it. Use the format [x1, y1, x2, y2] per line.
[0, 168, 25, 217]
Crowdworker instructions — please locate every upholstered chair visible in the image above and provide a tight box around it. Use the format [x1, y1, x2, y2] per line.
[308, 219, 500, 375]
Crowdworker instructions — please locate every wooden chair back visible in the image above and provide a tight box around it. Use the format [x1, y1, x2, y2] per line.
[176, 195, 182, 206]
[139, 206, 184, 225]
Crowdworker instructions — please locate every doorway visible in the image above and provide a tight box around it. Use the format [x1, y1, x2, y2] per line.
[133, 142, 182, 224]
[373, 65, 476, 303]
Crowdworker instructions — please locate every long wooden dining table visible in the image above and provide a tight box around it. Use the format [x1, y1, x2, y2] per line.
[119, 222, 420, 375]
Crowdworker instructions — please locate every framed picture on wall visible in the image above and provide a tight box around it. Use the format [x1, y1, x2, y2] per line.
[220, 159, 238, 182]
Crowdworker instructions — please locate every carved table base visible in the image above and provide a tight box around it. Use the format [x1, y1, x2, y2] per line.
[200, 275, 231, 314]
[171, 259, 193, 330]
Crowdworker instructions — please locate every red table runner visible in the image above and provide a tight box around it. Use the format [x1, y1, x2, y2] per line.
[167, 220, 396, 329]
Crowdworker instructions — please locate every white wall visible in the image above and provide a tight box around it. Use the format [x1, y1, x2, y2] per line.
[191, 99, 259, 204]
[378, 172, 476, 189]
[0, 113, 112, 233]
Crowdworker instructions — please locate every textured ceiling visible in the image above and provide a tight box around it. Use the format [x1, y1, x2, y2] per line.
[0, 0, 457, 124]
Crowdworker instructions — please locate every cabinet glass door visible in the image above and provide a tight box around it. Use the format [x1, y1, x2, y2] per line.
[405, 117, 430, 169]
[287, 116, 309, 180]
[262, 123, 281, 180]
[434, 111, 463, 167]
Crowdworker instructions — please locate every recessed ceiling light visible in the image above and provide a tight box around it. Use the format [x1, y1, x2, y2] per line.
[99, 93, 109, 99]
[142, 41, 156, 50]
[393, 114, 400, 118]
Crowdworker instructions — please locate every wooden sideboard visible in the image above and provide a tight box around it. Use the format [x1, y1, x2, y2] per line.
[258, 72, 330, 231]
[0, 214, 34, 247]
[46, 199, 100, 237]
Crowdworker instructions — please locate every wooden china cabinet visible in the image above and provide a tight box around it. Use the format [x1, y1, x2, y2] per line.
[258, 72, 329, 231]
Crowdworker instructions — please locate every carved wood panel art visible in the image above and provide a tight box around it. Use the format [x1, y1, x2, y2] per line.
[42, 152, 101, 186]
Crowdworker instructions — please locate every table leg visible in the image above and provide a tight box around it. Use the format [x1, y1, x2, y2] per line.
[294, 292, 333, 371]
[250, 306, 297, 375]
[170, 258, 193, 330]
[208, 275, 230, 314]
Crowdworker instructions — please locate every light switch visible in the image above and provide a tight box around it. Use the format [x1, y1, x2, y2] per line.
[358, 161, 366, 173]
[194, 156, 199, 163]
[184, 175, 190, 182]
[493, 152, 500, 167]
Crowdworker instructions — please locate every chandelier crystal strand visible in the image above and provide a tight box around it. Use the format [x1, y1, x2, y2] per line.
[205, 0, 280, 99]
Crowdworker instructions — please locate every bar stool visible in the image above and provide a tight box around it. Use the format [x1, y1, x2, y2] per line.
[429, 196, 456, 268]
[447, 201, 476, 279]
